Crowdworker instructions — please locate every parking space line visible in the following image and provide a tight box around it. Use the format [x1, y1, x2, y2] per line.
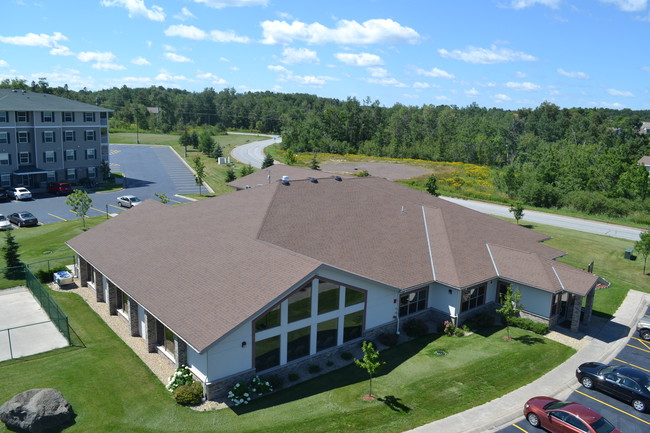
[626, 342, 650, 354]
[613, 357, 650, 373]
[107, 204, 122, 210]
[631, 337, 650, 350]
[511, 424, 528, 432]
[69, 210, 87, 218]
[169, 199, 183, 204]
[48, 213, 67, 222]
[575, 390, 650, 425]
[90, 207, 108, 215]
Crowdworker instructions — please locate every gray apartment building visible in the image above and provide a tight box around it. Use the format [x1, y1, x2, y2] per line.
[0, 89, 112, 188]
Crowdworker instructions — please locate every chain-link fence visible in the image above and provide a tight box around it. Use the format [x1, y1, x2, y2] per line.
[25, 266, 71, 343]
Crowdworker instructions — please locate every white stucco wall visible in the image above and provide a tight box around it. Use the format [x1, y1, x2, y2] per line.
[196, 323, 253, 382]
[429, 282, 460, 317]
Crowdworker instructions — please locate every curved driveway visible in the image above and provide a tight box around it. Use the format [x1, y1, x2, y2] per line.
[229, 132, 281, 168]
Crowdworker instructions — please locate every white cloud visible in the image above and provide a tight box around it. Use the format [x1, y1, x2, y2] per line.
[0, 32, 72, 56]
[438, 44, 537, 64]
[0, 60, 8, 68]
[100, 0, 166, 22]
[364, 77, 408, 87]
[367, 67, 388, 77]
[608, 88, 634, 96]
[557, 68, 589, 79]
[435, 95, 451, 102]
[193, 0, 268, 8]
[515, 71, 527, 78]
[197, 72, 228, 85]
[267, 64, 336, 87]
[466, 88, 479, 96]
[155, 71, 188, 81]
[508, 0, 561, 9]
[219, 57, 230, 62]
[495, 94, 512, 101]
[118, 76, 153, 86]
[131, 56, 151, 66]
[642, 66, 650, 72]
[413, 82, 430, 89]
[334, 52, 383, 66]
[174, 7, 196, 20]
[77, 51, 126, 70]
[268, 64, 290, 73]
[599, 0, 647, 12]
[163, 44, 176, 51]
[261, 18, 421, 45]
[415, 67, 454, 79]
[505, 81, 540, 90]
[209, 30, 250, 43]
[164, 52, 193, 62]
[281, 47, 319, 64]
[165, 24, 207, 40]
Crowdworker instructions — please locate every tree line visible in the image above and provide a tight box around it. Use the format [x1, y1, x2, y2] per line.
[2, 78, 649, 218]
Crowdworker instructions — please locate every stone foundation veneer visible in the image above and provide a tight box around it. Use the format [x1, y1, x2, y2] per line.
[146, 313, 157, 353]
[174, 337, 187, 367]
[129, 300, 139, 337]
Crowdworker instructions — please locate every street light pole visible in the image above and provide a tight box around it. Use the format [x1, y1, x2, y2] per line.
[136, 111, 140, 144]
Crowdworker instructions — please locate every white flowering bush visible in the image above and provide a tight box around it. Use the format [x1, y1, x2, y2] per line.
[250, 376, 273, 395]
[227, 382, 252, 406]
[166, 365, 194, 392]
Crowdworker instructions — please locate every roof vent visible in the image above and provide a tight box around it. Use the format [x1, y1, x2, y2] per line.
[309, 177, 318, 183]
[281, 175, 289, 182]
[244, 185, 251, 189]
[281, 180, 290, 186]
[333, 176, 342, 181]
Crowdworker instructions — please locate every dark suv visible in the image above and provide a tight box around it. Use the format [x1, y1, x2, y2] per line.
[47, 182, 73, 195]
[0, 188, 7, 202]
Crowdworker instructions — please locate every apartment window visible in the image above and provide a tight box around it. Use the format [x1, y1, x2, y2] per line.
[16, 112, 29, 122]
[0, 112, 7, 122]
[19, 152, 31, 165]
[84, 130, 95, 141]
[18, 131, 30, 143]
[84, 112, 95, 122]
[64, 131, 75, 142]
[100, 112, 107, 119]
[87, 166, 96, 179]
[46, 171, 55, 182]
[63, 112, 74, 122]
[43, 151, 56, 163]
[0, 153, 10, 165]
[85, 148, 96, 160]
[66, 168, 76, 181]
[43, 131, 55, 143]
[41, 112, 54, 122]
[461, 284, 486, 312]
[1, 174, 10, 187]
[65, 149, 76, 161]
[0, 132, 8, 144]
[399, 288, 428, 317]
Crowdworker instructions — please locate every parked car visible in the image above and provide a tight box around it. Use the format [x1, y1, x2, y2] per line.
[47, 181, 73, 195]
[117, 195, 142, 208]
[0, 214, 11, 230]
[0, 188, 8, 202]
[638, 317, 650, 341]
[7, 187, 32, 200]
[524, 396, 620, 433]
[8, 211, 38, 227]
[576, 362, 650, 412]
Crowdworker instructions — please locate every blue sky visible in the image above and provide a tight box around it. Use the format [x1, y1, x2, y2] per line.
[1, 0, 649, 110]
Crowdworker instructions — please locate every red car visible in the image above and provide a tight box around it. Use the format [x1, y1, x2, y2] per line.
[524, 396, 620, 433]
[47, 182, 73, 195]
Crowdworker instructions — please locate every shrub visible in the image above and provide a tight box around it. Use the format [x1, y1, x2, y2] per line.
[173, 381, 203, 406]
[250, 375, 273, 395]
[326, 360, 334, 367]
[340, 351, 353, 361]
[508, 316, 549, 335]
[288, 373, 300, 382]
[443, 320, 456, 336]
[402, 319, 428, 337]
[166, 365, 194, 392]
[308, 364, 322, 374]
[378, 332, 399, 347]
[454, 327, 465, 337]
[267, 375, 284, 390]
[227, 382, 252, 406]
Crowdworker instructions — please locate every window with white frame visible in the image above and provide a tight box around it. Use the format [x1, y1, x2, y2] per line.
[0, 112, 8, 122]
[43, 131, 55, 143]
[84, 130, 95, 141]
[0, 153, 10, 165]
[1, 173, 10, 186]
[44, 151, 55, 163]
[0, 132, 8, 144]
[64, 131, 75, 142]
[86, 148, 96, 160]
[65, 149, 76, 161]
[84, 112, 95, 122]
[18, 131, 30, 143]
[16, 112, 29, 122]
[66, 168, 76, 180]
[87, 166, 96, 178]
[63, 112, 74, 122]
[41, 112, 54, 122]
[46, 171, 55, 182]
[19, 152, 31, 165]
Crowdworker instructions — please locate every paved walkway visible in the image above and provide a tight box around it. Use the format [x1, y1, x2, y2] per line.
[410, 289, 650, 433]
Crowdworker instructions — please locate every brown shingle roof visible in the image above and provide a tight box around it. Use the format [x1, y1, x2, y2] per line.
[67, 176, 598, 352]
[227, 164, 353, 190]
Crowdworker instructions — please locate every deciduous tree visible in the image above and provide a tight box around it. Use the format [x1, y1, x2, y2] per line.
[355, 340, 386, 398]
[509, 202, 525, 225]
[635, 231, 650, 275]
[192, 155, 205, 196]
[66, 190, 92, 229]
[496, 285, 524, 340]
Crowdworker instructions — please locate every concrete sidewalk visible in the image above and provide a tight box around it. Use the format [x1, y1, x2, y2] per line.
[410, 289, 650, 433]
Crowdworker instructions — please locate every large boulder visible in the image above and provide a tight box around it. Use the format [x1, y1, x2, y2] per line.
[0, 388, 75, 433]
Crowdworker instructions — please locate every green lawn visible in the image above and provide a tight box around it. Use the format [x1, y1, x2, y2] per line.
[0, 289, 574, 433]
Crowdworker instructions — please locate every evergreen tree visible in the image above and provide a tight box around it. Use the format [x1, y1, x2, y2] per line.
[3, 231, 22, 279]
[225, 166, 237, 182]
[261, 153, 274, 168]
[213, 144, 223, 159]
[425, 174, 439, 196]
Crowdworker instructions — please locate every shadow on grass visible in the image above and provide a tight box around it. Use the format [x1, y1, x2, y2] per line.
[378, 395, 411, 413]
[470, 325, 504, 338]
[232, 334, 436, 415]
[513, 334, 545, 345]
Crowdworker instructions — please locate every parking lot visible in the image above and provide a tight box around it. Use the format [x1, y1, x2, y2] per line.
[499, 306, 650, 433]
[0, 144, 202, 225]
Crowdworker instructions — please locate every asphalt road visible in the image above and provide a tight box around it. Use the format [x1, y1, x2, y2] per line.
[229, 133, 281, 168]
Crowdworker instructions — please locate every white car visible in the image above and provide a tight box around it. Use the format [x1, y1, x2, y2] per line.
[117, 195, 142, 208]
[0, 214, 11, 230]
[7, 187, 32, 200]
